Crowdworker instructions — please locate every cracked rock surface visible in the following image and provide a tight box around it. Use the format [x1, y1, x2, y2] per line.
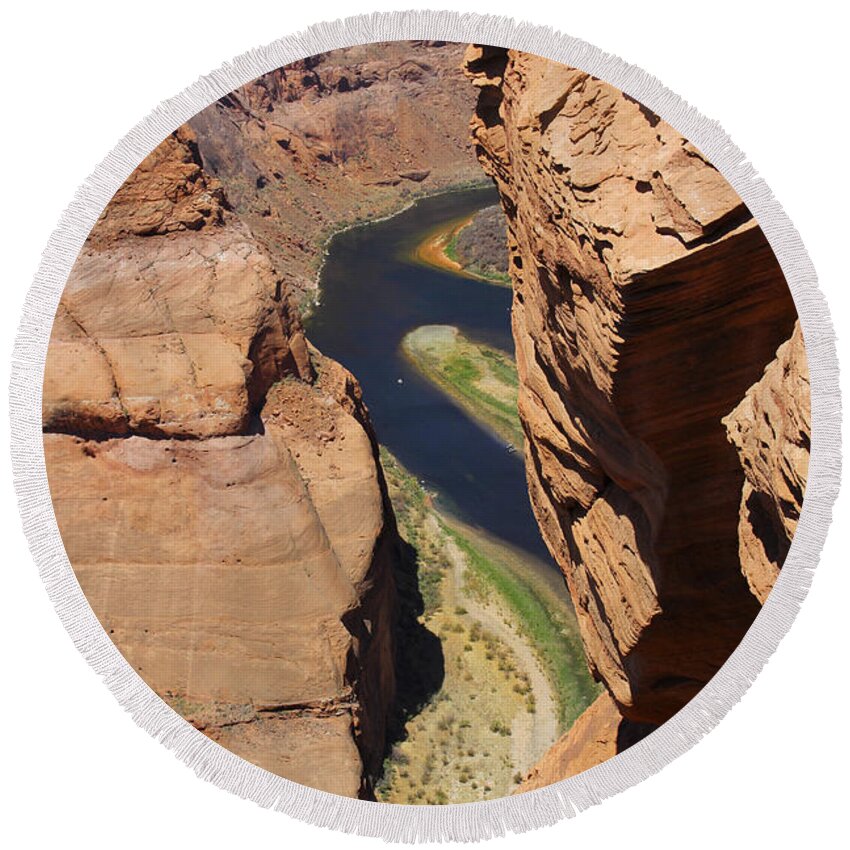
[44, 127, 399, 798]
[465, 46, 808, 781]
[724, 322, 811, 603]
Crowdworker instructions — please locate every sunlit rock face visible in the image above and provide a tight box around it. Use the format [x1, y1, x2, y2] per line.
[187, 41, 482, 300]
[724, 321, 810, 603]
[465, 45, 806, 752]
[43, 127, 400, 799]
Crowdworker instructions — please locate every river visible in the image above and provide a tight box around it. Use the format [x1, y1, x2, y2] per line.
[306, 186, 552, 564]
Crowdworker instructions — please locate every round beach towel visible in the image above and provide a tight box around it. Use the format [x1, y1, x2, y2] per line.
[9, 11, 840, 841]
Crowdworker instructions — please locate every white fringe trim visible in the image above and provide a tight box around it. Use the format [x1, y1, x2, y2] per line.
[8, 10, 841, 843]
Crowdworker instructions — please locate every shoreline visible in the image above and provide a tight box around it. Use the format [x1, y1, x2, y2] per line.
[303, 179, 494, 319]
[438, 511, 599, 729]
[413, 213, 476, 276]
[440, 517, 559, 772]
[378, 449, 596, 803]
[401, 324, 525, 449]
[411, 213, 512, 287]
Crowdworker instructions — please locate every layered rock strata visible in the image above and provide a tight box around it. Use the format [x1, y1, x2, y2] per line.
[465, 46, 808, 780]
[188, 41, 482, 300]
[43, 127, 399, 798]
[723, 322, 810, 602]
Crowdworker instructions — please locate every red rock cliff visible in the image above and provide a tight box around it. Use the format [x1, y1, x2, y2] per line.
[188, 41, 482, 300]
[465, 46, 808, 780]
[43, 127, 399, 798]
[724, 322, 810, 603]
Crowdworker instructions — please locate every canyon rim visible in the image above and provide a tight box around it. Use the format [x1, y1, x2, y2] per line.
[35, 33, 814, 815]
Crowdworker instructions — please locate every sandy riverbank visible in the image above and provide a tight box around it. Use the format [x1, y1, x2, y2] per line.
[402, 324, 524, 449]
[376, 449, 597, 804]
[412, 214, 511, 286]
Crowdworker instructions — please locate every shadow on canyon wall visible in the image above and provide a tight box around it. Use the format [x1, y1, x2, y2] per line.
[386, 536, 446, 751]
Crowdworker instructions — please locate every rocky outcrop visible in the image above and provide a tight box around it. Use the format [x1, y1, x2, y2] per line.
[43, 126, 313, 440]
[724, 322, 810, 602]
[43, 128, 399, 797]
[465, 44, 806, 770]
[81, 128, 228, 239]
[188, 41, 482, 300]
[517, 691, 653, 792]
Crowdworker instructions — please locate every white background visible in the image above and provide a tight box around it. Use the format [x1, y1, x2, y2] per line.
[1, 2, 847, 847]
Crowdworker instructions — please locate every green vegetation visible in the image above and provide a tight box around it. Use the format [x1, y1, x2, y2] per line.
[476, 268, 511, 286]
[389, 332, 600, 733]
[402, 325, 524, 447]
[377, 449, 559, 803]
[443, 231, 461, 264]
[379, 447, 445, 614]
[411, 204, 512, 288]
[441, 521, 599, 729]
[376, 447, 599, 804]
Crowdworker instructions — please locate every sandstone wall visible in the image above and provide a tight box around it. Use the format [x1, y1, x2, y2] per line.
[465, 47, 808, 777]
[43, 128, 399, 798]
[188, 41, 482, 300]
[517, 691, 653, 792]
[724, 322, 810, 602]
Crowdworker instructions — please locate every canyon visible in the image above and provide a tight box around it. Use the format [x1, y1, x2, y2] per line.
[186, 41, 482, 303]
[42, 126, 401, 798]
[43, 43, 484, 799]
[42, 39, 811, 802]
[464, 45, 809, 786]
